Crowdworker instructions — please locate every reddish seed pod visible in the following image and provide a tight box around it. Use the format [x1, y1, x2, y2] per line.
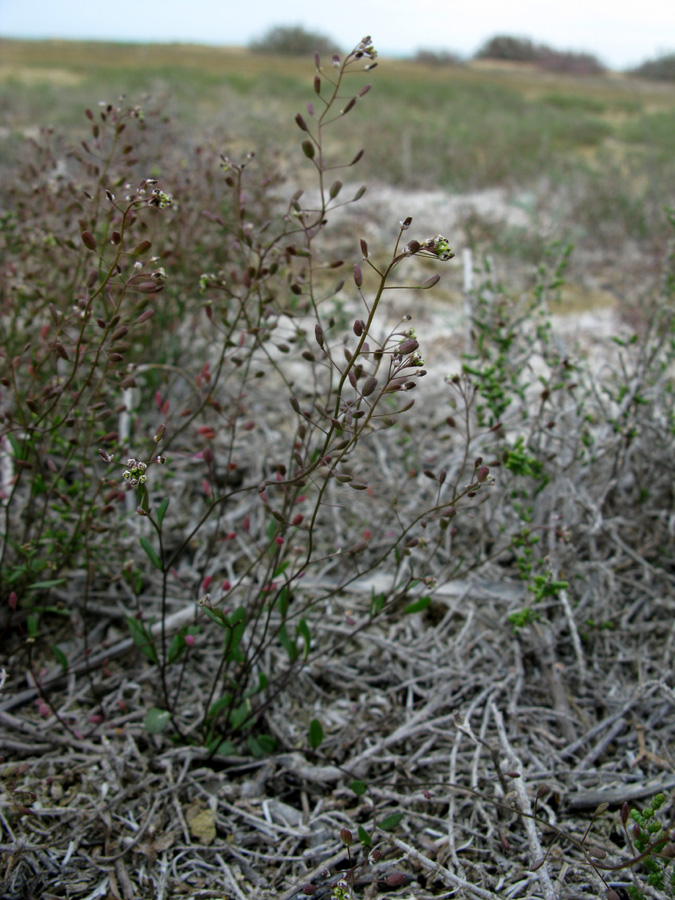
[340, 828, 353, 845]
[362, 376, 378, 397]
[136, 308, 154, 324]
[81, 230, 97, 251]
[315, 324, 324, 347]
[476, 466, 490, 482]
[353, 264, 363, 288]
[314, 75, 321, 94]
[397, 338, 419, 355]
[385, 874, 406, 888]
[621, 802, 629, 825]
[295, 113, 309, 131]
[353, 319, 364, 336]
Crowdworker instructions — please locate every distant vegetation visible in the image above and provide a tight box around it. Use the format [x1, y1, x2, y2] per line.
[629, 52, 675, 82]
[249, 25, 340, 57]
[413, 48, 463, 67]
[475, 34, 605, 74]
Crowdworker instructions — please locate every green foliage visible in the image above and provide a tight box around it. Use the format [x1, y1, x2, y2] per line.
[250, 25, 340, 57]
[475, 33, 604, 74]
[629, 53, 675, 82]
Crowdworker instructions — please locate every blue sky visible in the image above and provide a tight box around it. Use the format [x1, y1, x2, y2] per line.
[2, 0, 673, 69]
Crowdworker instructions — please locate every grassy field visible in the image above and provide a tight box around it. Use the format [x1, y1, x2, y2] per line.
[1, 35, 675, 299]
[2, 36, 674, 305]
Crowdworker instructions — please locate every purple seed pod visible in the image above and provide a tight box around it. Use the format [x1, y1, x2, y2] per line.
[353, 264, 363, 288]
[397, 338, 419, 355]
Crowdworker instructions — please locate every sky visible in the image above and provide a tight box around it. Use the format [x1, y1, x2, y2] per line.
[1, 0, 674, 70]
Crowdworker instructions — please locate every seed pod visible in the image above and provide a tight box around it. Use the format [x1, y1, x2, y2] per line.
[353, 264, 363, 288]
[314, 324, 324, 348]
[421, 274, 440, 289]
[295, 113, 309, 131]
[81, 230, 97, 251]
[397, 338, 419, 355]
[362, 376, 378, 397]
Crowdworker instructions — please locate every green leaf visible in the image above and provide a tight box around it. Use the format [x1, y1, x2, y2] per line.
[247, 735, 264, 758]
[278, 623, 298, 662]
[273, 560, 290, 578]
[228, 699, 251, 731]
[145, 707, 171, 734]
[27, 614, 39, 638]
[256, 734, 276, 754]
[139, 536, 162, 570]
[126, 615, 158, 663]
[278, 585, 290, 618]
[403, 595, 431, 615]
[157, 497, 170, 529]
[27, 578, 67, 591]
[202, 606, 228, 627]
[296, 618, 311, 659]
[308, 718, 324, 749]
[7, 433, 23, 458]
[357, 825, 372, 847]
[226, 607, 246, 661]
[51, 645, 68, 673]
[370, 591, 385, 617]
[207, 694, 233, 719]
[248, 734, 276, 757]
[167, 634, 185, 664]
[350, 779, 367, 796]
[380, 812, 403, 831]
[207, 738, 235, 757]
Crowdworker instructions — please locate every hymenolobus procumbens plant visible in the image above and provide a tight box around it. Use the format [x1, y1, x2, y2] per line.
[103, 37, 498, 755]
[0, 103, 174, 653]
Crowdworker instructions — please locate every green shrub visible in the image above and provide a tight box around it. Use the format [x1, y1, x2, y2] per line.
[250, 25, 341, 57]
[629, 52, 675, 82]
